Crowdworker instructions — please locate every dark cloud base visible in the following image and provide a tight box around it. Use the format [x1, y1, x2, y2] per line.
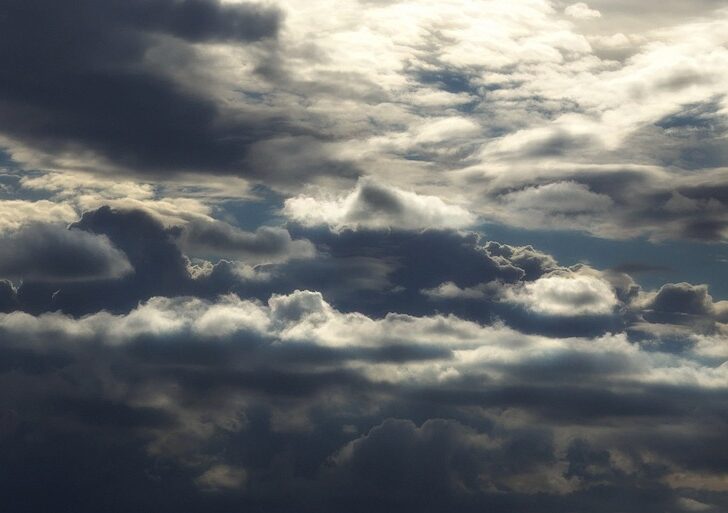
[1, 205, 728, 513]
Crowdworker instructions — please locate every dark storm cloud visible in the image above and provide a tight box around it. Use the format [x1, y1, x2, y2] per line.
[491, 304, 625, 338]
[14, 207, 196, 314]
[0, 0, 283, 176]
[3, 1, 728, 511]
[0, 223, 132, 282]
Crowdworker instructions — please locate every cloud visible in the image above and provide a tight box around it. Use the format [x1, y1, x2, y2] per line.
[195, 464, 248, 491]
[176, 220, 315, 263]
[0, 280, 19, 312]
[3, 1, 728, 510]
[489, 181, 615, 233]
[645, 283, 715, 316]
[421, 281, 495, 300]
[283, 179, 476, 230]
[3, 285, 728, 510]
[3, 0, 728, 242]
[564, 3, 602, 19]
[6, 211, 628, 338]
[505, 271, 618, 317]
[635, 282, 728, 328]
[0, 0, 281, 177]
[0, 223, 132, 282]
[0, 200, 78, 234]
[484, 241, 559, 280]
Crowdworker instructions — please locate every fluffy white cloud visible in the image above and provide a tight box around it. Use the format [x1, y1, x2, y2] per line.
[283, 178, 475, 230]
[505, 271, 618, 316]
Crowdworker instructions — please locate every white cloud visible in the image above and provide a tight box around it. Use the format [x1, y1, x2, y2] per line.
[0, 200, 78, 234]
[5, 0, 728, 241]
[505, 272, 618, 316]
[564, 3, 602, 20]
[283, 178, 476, 230]
[4, 289, 725, 389]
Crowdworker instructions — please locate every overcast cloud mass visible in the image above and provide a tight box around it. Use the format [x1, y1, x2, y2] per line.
[2, 1, 728, 512]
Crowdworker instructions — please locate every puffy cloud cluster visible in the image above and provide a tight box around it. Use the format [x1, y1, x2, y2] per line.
[2, 283, 728, 511]
[0, 204, 726, 512]
[2, 0, 728, 240]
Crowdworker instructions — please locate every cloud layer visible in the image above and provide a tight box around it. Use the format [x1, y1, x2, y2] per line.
[2, 1, 728, 512]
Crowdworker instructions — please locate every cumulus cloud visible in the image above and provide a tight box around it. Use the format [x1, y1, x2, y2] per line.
[505, 271, 618, 317]
[645, 283, 715, 316]
[3, 286, 728, 510]
[635, 282, 728, 328]
[0, 223, 132, 282]
[283, 179, 476, 230]
[484, 242, 559, 280]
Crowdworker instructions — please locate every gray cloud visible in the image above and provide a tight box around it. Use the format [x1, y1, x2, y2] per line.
[176, 220, 315, 263]
[0, 0, 282, 177]
[2, 285, 728, 512]
[0, 223, 132, 282]
[0, 280, 19, 313]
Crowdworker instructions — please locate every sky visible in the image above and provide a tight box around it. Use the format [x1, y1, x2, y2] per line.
[2, 1, 728, 511]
